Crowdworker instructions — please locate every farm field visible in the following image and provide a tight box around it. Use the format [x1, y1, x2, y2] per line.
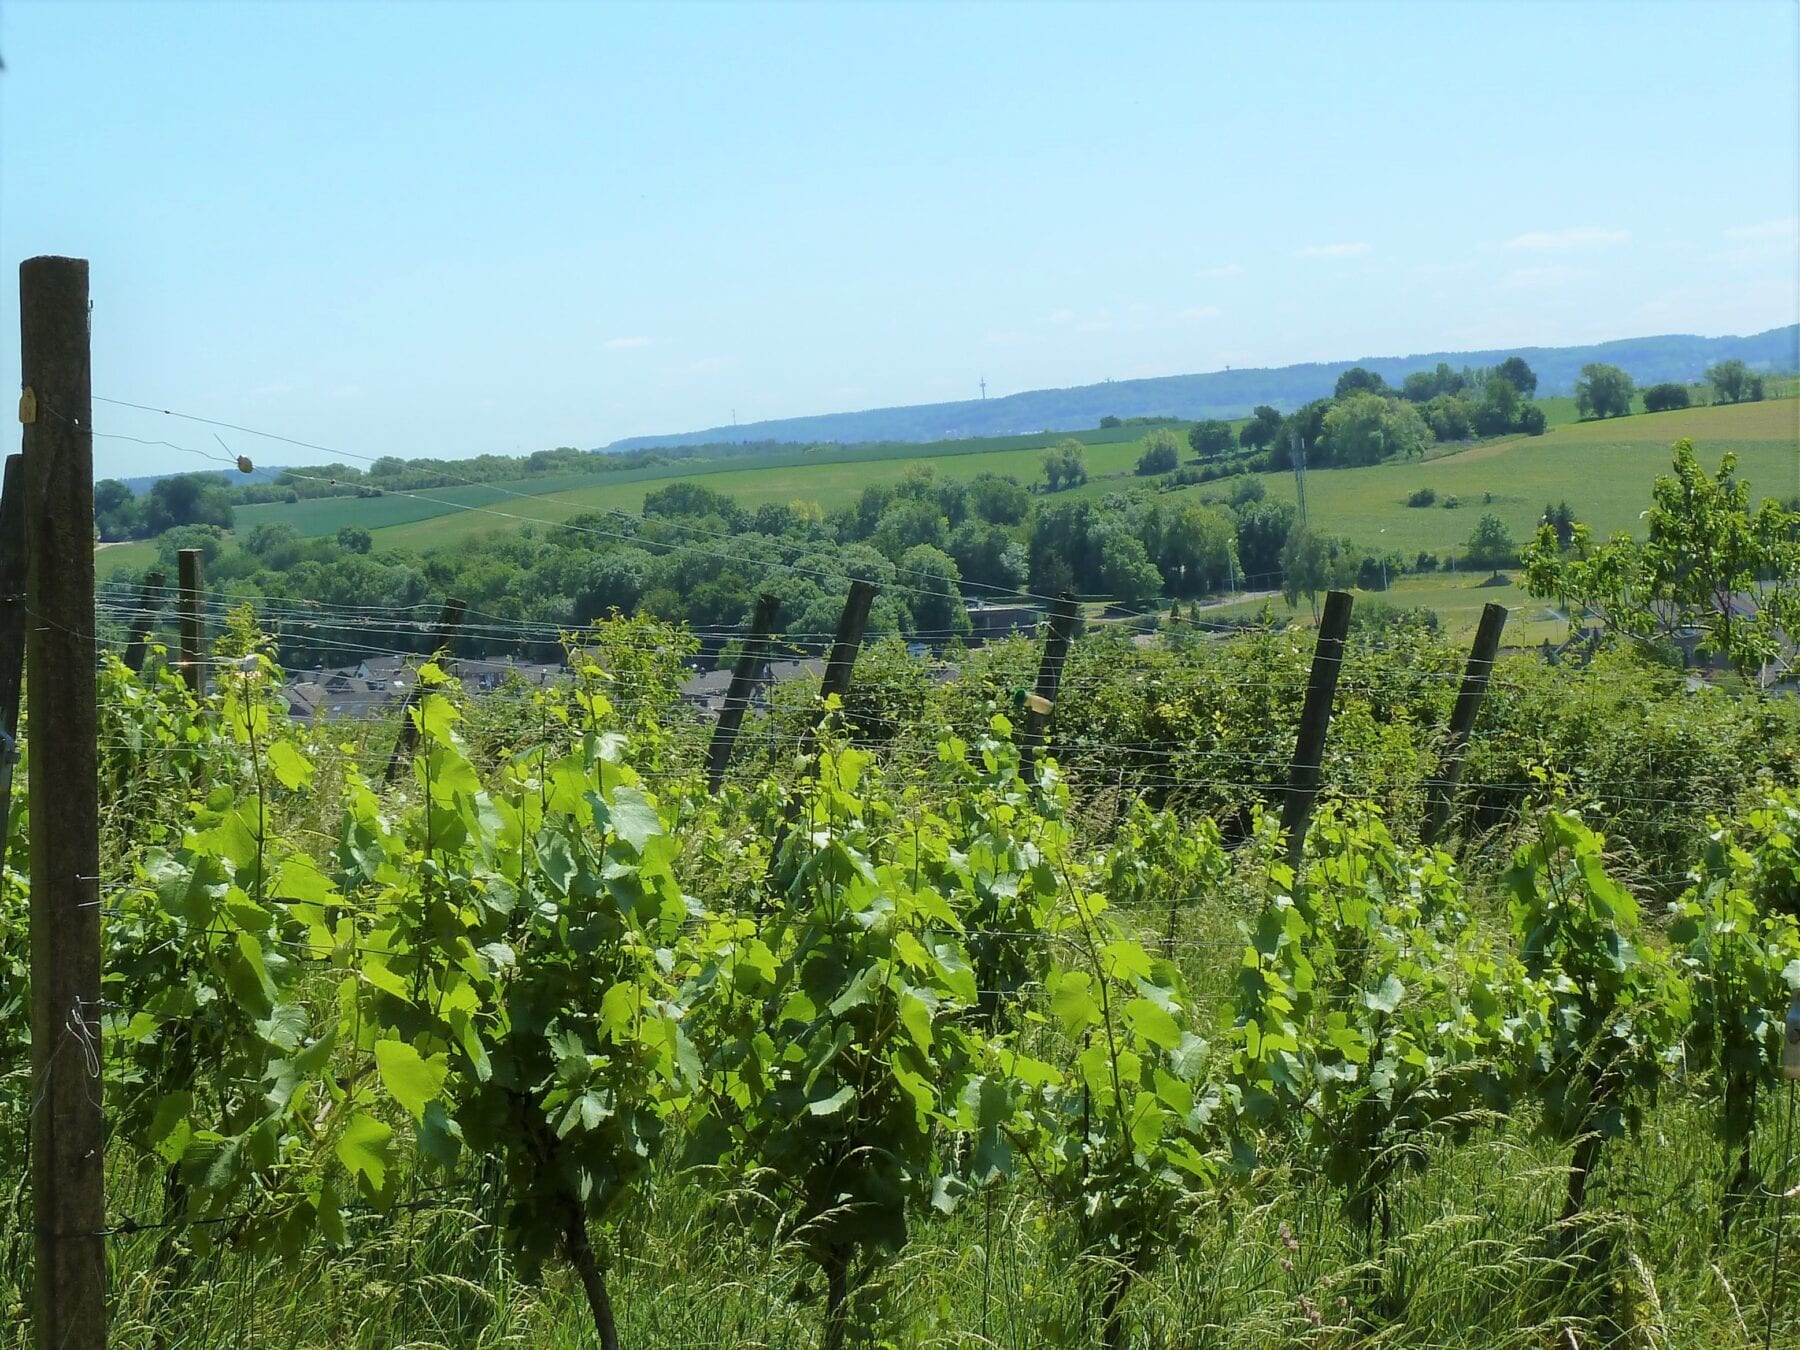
[1198, 571, 1569, 646]
[95, 397, 1797, 644]
[1144, 397, 1800, 565]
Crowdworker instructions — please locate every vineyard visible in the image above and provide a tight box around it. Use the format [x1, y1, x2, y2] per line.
[6, 258, 1800, 1350]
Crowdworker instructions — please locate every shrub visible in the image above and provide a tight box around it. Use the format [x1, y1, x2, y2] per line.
[1407, 487, 1437, 508]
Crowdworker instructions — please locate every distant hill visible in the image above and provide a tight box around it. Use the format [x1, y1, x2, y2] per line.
[605, 325, 1799, 451]
[116, 465, 288, 494]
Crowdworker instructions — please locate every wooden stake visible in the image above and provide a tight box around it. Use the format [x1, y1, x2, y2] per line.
[385, 597, 467, 782]
[1021, 592, 1080, 772]
[706, 592, 781, 793]
[0, 454, 26, 850]
[21, 254, 107, 1350]
[121, 569, 164, 675]
[816, 578, 877, 716]
[176, 547, 205, 696]
[1421, 602, 1508, 847]
[1280, 590, 1353, 871]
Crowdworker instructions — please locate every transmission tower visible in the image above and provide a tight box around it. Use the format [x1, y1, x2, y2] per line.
[1291, 432, 1309, 528]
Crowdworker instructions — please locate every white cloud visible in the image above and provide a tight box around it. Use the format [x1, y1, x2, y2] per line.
[1179, 305, 1224, 320]
[1724, 217, 1799, 241]
[1048, 308, 1075, 323]
[1504, 265, 1590, 290]
[604, 336, 654, 350]
[1503, 227, 1628, 250]
[1296, 242, 1370, 258]
[1198, 263, 1243, 279]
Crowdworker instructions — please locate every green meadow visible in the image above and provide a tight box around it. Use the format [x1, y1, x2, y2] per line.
[98, 396, 1797, 641]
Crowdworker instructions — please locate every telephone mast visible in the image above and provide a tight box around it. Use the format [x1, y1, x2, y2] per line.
[1291, 432, 1310, 528]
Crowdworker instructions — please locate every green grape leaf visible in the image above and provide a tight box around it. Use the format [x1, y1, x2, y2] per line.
[374, 1040, 448, 1120]
[336, 1112, 393, 1192]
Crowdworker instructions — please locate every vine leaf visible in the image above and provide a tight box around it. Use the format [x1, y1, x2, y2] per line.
[374, 1040, 448, 1120]
[336, 1111, 394, 1193]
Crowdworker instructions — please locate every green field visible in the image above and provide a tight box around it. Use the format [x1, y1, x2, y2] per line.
[1197, 571, 1569, 646]
[99, 398, 1798, 638]
[1147, 397, 1799, 566]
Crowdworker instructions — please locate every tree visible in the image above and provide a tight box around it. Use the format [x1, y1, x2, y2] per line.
[1401, 362, 1467, 404]
[1642, 383, 1692, 414]
[337, 525, 373, 554]
[899, 544, 971, 638]
[1422, 395, 1475, 442]
[1135, 429, 1182, 476]
[1472, 376, 1520, 437]
[968, 473, 1029, 525]
[1279, 525, 1329, 611]
[1042, 439, 1087, 492]
[144, 473, 235, 533]
[1523, 440, 1800, 682]
[1320, 393, 1429, 466]
[1238, 405, 1283, 451]
[1494, 356, 1538, 397]
[1465, 513, 1517, 573]
[1099, 415, 1122, 429]
[947, 520, 1027, 593]
[1575, 363, 1635, 419]
[1097, 530, 1163, 608]
[1542, 501, 1579, 550]
[1187, 420, 1235, 460]
[871, 498, 947, 560]
[1142, 503, 1237, 596]
[1706, 359, 1751, 404]
[94, 479, 144, 541]
[1233, 500, 1296, 585]
[1333, 366, 1388, 399]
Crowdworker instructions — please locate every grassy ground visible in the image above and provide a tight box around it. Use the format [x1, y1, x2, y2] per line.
[1150, 397, 1799, 565]
[1199, 571, 1568, 647]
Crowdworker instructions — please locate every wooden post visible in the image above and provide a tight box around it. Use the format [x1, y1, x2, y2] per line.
[1421, 602, 1508, 847]
[706, 592, 781, 793]
[385, 597, 467, 781]
[176, 547, 205, 696]
[121, 570, 165, 676]
[1280, 590, 1353, 871]
[20, 255, 107, 1349]
[1021, 592, 1080, 771]
[815, 578, 877, 716]
[0, 455, 26, 850]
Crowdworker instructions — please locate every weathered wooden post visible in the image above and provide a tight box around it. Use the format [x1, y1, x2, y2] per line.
[176, 547, 205, 695]
[706, 592, 780, 793]
[385, 597, 467, 781]
[1280, 590, 1353, 871]
[1021, 592, 1080, 773]
[814, 578, 877, 724]
[0, 454, 26, 848]
[1421, 602, 1508, 847]
[20, 254, 107, 1349]
[121, 569, 165, 675]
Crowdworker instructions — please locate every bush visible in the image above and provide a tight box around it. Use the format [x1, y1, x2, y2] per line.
[1415, 551, 1440, 573]
[1643, 383, 1692, 414]
[1229, 476, 1267, 507]
[1135, 430, 1182, 476]
[1442, 495, 1460, 510]
[1407, 487, 1437, 508]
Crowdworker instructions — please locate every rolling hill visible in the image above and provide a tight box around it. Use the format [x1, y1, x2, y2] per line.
[605, 326, 1798, 451]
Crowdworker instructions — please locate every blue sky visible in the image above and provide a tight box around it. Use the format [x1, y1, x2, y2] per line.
[2, 0, 1795, 477]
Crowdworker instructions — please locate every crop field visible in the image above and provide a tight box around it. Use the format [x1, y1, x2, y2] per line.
[1147, 397, 1800, 565]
